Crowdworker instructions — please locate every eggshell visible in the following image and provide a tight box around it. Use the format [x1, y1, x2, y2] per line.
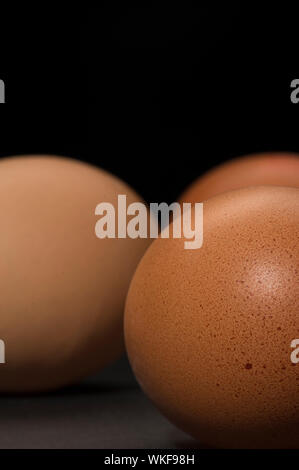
[125, 186, 299, 448]
[180, 152, 299, 203]
[0, 155, 150, 392]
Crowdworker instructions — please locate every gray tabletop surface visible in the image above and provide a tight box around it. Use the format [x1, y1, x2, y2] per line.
[0, 356, 200, 449]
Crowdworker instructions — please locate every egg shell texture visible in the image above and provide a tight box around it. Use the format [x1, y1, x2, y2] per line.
[0, 155, 150, 392]
[125, 186, 299, 448]
[180, 152, 299, 203]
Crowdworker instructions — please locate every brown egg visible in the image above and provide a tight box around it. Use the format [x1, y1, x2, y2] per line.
[0, 155, 150, 392]
[180, 152, 299, 203]
[125, 186, 299, 448]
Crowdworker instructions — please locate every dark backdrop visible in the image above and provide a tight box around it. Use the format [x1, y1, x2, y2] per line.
[0, 5, 298, 204]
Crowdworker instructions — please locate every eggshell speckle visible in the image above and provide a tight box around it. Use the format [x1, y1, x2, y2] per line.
[0, 155, 150, 392]
[180, 152, 299, 203]
[125, 186, 299, 448]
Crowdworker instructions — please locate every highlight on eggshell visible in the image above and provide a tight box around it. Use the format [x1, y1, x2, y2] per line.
[180, 152, 299, 203]
[125, 185, 299, 449]
[0, 154, 151, 393]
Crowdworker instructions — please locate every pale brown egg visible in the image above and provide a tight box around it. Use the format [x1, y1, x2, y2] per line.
[0, 155, 150, 392]
[125, 186, 299, 448]
[180, 152, 299, 203]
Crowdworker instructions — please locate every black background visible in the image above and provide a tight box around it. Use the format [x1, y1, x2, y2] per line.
[0, 5, 298, 204]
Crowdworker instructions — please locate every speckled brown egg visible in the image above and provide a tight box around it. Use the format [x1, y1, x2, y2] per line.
[125, 186, 299, 448]
[180, 152, 299, 203]
[0, 155, 150, 392]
